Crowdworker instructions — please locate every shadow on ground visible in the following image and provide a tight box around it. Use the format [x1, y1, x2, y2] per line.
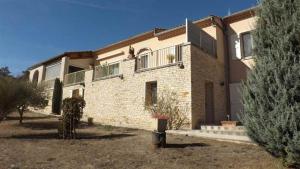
[0, 133, 135, 140]
[6, 116, 52, 121]
[20, 121, 59, 130]
[165, 143, 209, 148]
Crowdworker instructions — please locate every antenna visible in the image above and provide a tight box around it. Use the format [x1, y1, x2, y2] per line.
[227, 8, 231, 16]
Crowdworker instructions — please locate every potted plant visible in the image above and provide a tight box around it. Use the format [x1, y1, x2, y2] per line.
[151, 113, 168, 132]
[167, 54, 175, 64]
[220, 114, 238, 127]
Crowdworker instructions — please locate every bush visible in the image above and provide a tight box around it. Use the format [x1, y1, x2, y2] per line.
[0, 75, 47, 123]
[146, 90, 188, 130]
[240, 0, 300, 167]
[60, 97, 85, 139]
[52, 78, 62, 114]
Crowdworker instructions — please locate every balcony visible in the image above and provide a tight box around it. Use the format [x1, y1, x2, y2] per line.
[64, 70, 85, 86]
[136, 45, 183, 71]
[94, 62, 122, 81]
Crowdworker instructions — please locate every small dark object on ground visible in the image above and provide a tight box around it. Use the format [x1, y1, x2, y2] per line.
[152, 131, 166, 148]
[88, 117, 93, 126]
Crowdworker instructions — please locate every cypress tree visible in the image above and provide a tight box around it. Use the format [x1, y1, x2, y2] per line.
[240, 0, 300, 167]
[52, 78, 62, 114]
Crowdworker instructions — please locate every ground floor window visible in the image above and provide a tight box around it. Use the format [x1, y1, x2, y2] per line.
[145, 81, 157, 106]
[71, 88, 84, 98]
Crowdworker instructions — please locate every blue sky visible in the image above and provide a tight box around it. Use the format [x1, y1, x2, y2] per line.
[0, 0, 257, 75]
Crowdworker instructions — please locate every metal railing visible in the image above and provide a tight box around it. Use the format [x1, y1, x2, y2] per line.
[136, 45, 183, 70]
[94, 62, 120, 80]
[64, 70, 85, 85]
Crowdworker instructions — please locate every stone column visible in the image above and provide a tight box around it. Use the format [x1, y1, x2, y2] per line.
[38, 65, 45, 84]
[60, 56, 69, 82]
[85, 69, 94, 84]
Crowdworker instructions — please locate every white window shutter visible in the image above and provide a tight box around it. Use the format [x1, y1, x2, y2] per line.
[229, 34, 241, 59]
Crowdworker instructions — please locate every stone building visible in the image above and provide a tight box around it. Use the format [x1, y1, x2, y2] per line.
[27, 7, 256, 130]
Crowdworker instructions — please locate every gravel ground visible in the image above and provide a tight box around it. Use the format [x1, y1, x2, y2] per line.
[0, 112, 284, 169]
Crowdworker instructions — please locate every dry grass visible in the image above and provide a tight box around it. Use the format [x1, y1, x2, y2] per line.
[0, 112, 285, 169]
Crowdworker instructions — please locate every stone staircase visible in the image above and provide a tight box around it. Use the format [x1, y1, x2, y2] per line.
[167, 125, 252, 143]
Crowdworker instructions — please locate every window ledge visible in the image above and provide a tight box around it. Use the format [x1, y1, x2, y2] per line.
[241, 56, 253, 61]
[64, 82, 85, 87]
[136, 62, 184, 73]
[93, 74, 123, 82]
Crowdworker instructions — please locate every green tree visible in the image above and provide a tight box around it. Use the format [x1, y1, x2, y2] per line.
[0, 67, 11, 77]
[52, 78, 63, 114]
[240, 0, 300, 167]
[0, 76, 48, 123]
[0, 77, 20, 121]
[16, 81, 48, 124]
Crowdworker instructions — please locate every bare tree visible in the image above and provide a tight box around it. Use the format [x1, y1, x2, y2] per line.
[146, 90, 189, 130]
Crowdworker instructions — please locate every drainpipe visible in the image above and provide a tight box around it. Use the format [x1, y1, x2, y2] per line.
[221, 21, 231, 120]
[211, 17, 231, 120]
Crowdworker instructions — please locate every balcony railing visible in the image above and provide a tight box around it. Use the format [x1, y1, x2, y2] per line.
[94, 62, 121, 80]
[136, 45, 183, 70]
[64, 70, 85, 86]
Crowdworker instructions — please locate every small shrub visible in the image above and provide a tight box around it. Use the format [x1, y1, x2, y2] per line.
[60, 97, 85, 139]
[146, 90, 188, 130]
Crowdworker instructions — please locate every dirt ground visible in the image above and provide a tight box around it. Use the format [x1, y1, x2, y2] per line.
[0, 112, 284, 169]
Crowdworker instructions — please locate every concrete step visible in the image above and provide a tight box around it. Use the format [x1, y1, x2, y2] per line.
[200, 125, 245, 131]
[167, 129, 251, 143]
[198, 129, 247, 136]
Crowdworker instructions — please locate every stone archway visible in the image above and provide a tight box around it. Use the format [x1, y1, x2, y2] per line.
[32, 70, 39, 85]
[137, 47, 152, 55]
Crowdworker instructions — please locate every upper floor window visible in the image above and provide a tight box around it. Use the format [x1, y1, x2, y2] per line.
[94, 62, 120, 80]
[241, 32, 253, 58]
[108, 63, 120, 76]
[139, 54, 149, 69]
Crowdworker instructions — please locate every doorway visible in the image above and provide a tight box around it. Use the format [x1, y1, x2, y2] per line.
[205, 82, 215, 124]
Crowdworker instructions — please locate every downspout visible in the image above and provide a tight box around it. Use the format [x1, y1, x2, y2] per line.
[211, 17, 231, 120]
[221, 21, 231, 120]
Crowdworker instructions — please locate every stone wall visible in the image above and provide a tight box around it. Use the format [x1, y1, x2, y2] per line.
[190, 45, 226, 128]
[64, 43, 193, 130]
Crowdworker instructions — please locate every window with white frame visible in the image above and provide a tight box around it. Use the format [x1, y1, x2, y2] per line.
[44, 62, 61, 81]
[140, 54, 149, 69]
[241, 32, 253, 58]
[108, 63, 120, 76]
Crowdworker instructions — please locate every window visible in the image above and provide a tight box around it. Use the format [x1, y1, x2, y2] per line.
[140, 54, 148, 69]
[94, 62, 120, 79]
[72, 89, 80, 98]
[241, 32, 253, 58]
[145, 81, 157, 106]
[44, 62, 61, 81]
[71, 88, 84, 98]
[108, 63, 119, 76]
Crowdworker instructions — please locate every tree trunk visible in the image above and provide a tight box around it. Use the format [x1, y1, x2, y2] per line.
[17, 106, 25, 124]
[19, 112, 23, 124]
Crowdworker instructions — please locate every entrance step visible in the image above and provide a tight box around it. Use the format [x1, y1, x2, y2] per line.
[200, 125, 245, 131]
[167, 127, 251, 143]
[200, 125, 247, 136]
